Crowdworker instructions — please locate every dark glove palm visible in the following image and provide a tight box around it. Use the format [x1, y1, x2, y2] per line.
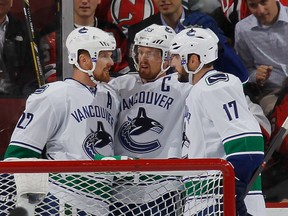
[235, 179, 248, 216]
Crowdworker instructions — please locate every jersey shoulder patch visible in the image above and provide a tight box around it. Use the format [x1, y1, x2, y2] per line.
[205, 73, 229, 86]
[34, 84, 50, 94]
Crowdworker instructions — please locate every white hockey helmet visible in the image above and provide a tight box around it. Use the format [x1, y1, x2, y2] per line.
[132, 24, 176, 74]
[170, 27, 219, 75]
[66, 27, 116, 83]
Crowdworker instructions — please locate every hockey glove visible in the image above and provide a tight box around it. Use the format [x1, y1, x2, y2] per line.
[235, 178, 248, 216]
[12, 158, 49, 205]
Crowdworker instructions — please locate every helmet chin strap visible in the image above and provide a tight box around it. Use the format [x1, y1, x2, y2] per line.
[152, 62, 170, 81]
[134, 62, 139, 72]
[75, 62, 100, 84]
[183, 62, 204, 85]
[188, 73, 193, 84]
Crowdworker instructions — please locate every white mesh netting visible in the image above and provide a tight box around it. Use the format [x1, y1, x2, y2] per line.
[0, 171, 226, 216]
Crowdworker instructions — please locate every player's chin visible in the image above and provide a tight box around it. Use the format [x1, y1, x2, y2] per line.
[138, 70, 151, 79]
[103, 75, 111, 83]
[139, 67, 151, 75]
[99, 72, 111, 83]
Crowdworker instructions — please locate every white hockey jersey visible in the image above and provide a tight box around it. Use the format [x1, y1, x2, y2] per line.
[183, 70, 265, 216]
[183, 70, 263, 159]
[109, 73, 192, 159]
[4, 79, 120, 215]
[6, 78, 120, 160]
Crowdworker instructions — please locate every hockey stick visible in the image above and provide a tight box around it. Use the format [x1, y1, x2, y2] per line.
[22, 0, 45, 87]
[245, 116, 288, 195]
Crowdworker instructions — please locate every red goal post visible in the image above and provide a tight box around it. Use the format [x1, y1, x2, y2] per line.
[0, 158, 235, 215]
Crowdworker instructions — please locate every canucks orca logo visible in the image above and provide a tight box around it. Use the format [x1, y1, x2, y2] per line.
[83, 121, 113, 159]
[118, 107, 163, 153]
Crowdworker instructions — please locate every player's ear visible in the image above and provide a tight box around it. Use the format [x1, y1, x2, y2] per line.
[187, 54, 194, 67]
[187, 54, 200, 71]
[78, 52, 90, 68]
[191, 54, 201, 66]
[78, 53, 85, 64]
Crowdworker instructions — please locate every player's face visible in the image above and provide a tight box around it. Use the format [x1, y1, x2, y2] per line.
[74, 0, 100, 19]
[94, 51, 114, 83]
[136, 46, 162, 81]
[170, 54, 188, 82]
[246, 0, 278, 25]
[0, 0, 12, 19]
[153, 0, 183, 16]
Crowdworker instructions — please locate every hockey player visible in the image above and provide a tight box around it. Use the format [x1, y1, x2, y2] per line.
[108, 24, 192, 215]
[4, 27, 120, 215]
[170, 27, 265, 216]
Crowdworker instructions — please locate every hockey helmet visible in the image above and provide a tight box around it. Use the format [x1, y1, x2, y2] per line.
[132, 24, 176, 73]
[170, 27, 219, 74]
[66, 26, 116, 65]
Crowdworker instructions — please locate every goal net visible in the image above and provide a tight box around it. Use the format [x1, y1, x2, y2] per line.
[0, 159, 235, 216]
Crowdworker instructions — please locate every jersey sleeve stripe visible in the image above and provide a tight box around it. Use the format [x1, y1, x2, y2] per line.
[222, 132, 263, 143]
[4, 144, 41, 159]
[223, 136, 264, 155]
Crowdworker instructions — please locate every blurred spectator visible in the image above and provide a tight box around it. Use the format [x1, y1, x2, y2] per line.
[75, 0, 129, 75]
[0, 0, 36, 97]
[262, 79, 288, 202]
[220, 0, 288, 41]
[95, 0, 159, 37]
[188, 0, 235, 42]
[221, 0, 251, 26]
[234, 0, 288, 113]
[268, 79, 288, 157]
[40, 0, 129, 82]
[95, 0, 190, 37]
[221, 0, 288, 25]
